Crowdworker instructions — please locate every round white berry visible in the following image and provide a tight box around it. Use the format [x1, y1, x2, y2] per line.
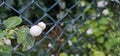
[86, 28, 93, 35]
[102, 9, 109, 16]
[68, 40, 72, 46]
[48, 43, 52, 48]
[37, 22, 46, 30]
[30, 25, 42, 36]
[97, 1, 108, 8]
[81, 1, 86, 7]
[4, 39, 11, 45]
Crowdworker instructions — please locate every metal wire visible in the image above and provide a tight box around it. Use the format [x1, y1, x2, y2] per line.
[0, 0, 98, 56]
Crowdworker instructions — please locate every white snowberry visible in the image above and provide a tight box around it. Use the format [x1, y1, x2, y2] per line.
[102, 9, 109, 16]
[81, 1, 86, 7]
[86, 28, 93, 35]
[48, 43, 52, 48]
[97, 1, 108, 8]
[4, 39, 11, 45]
[68, 40, 72, 46]
[37, 22, 46, 30]
[30, 25, 42, 36]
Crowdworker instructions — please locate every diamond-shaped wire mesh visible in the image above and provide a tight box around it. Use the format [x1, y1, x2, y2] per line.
[0, 0, 120, 56]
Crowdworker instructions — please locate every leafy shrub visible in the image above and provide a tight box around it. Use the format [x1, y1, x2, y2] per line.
[0, 0, 120, 56]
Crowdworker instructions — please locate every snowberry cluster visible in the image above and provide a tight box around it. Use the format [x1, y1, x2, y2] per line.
[30, 22, 46, 36]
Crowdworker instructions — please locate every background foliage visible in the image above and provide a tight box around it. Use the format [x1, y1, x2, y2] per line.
[0, 0, 120, 56]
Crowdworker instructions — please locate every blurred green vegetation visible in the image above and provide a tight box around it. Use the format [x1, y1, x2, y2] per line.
[0, 0, 120, 56]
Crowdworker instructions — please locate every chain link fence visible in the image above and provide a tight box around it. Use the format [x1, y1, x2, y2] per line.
[0, 0, 120, 56]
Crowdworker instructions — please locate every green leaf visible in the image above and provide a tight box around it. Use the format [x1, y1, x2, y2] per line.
[79, 28, 85, 33]
[3, 16, 22, 29]
[0, 45, 13, 55]
[72, 37, 77, 43]
[104, 42, 111, 51]
[107, 32, 116, 38]
[82, 44, 87, 48]
[108, 38, 118, 46]
[87, 43, 91, 48]
[17, 27, 29, 43]
[0, 30, 6, 39]
[93, 28, 103, 37]
[109, 12, 114, 17]
[96, 37, 104, 43]
[22, 34, 35, 51]
[104, 38, 117, 50]
[17, 27, 35, 51]
[59, 52, 68, 56]
[70, 54, 74, 56]
[92, 51, 105, 56]
[0, 53, 11, 56]
[99, 25, 107, 31]
[98, 17, 109, 25]
[91, 21, 98, 28]
[85, 20, 91, 25]
[116, 31, 120, 36]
